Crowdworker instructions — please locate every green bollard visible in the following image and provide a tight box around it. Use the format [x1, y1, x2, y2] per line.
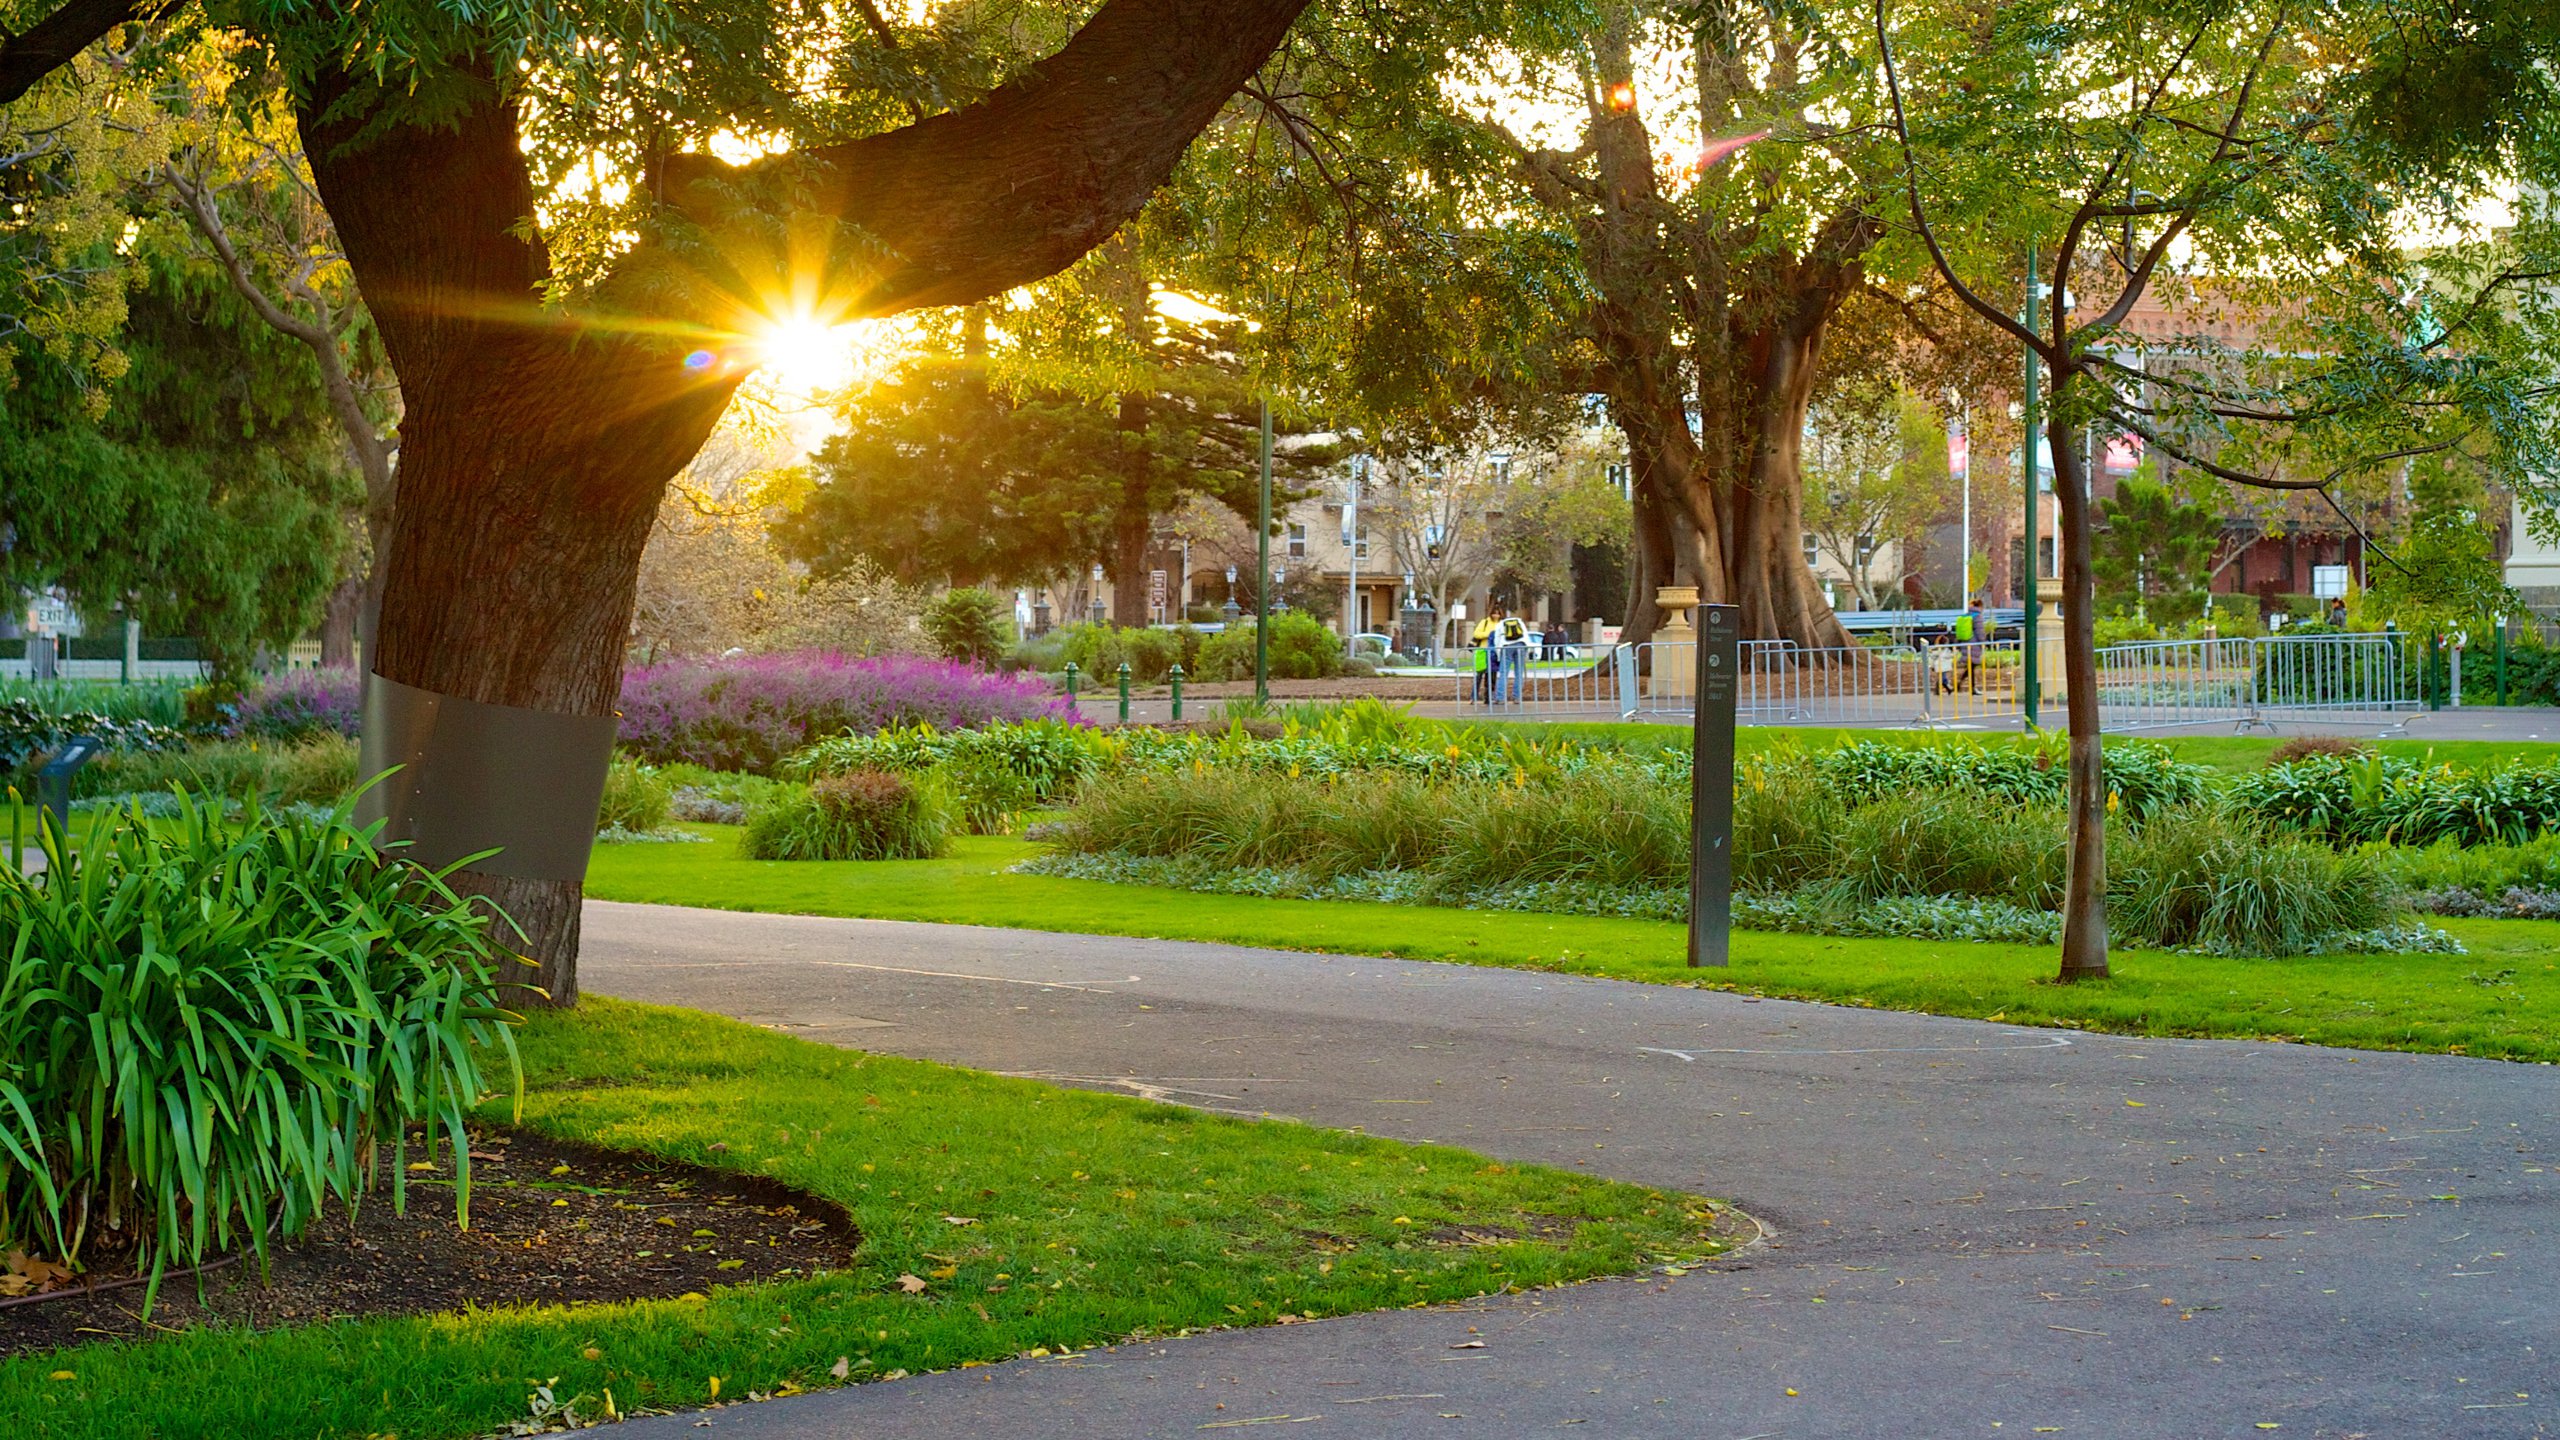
[1117, 661, 1132, 723]
[2497, 616, 2510, 706]
[2426, 633, 2443, 710]
[1063, 661, 1079, 700]
[1168, 664, 1185, 723]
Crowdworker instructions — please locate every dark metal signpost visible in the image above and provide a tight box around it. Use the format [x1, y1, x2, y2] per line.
[1688, 603, 1739, 968]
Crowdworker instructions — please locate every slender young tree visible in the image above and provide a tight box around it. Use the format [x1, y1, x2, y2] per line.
[1877, 0, 2560, 979]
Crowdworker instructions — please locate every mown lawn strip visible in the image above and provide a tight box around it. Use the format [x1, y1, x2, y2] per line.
[0, 999, 1716, 1439]
[588, 829, 2560, 1063]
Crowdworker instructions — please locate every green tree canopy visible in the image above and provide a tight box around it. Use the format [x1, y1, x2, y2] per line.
[0, 258, 350, 674]
[2092, 471, 2223, 615]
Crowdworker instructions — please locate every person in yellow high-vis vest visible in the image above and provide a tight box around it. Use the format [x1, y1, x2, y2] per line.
[1469, 613, 1497, 703]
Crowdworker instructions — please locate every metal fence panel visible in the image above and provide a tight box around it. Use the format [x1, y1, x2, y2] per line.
[2250, 631, 2423, 717]
[2088, 638, 2256, 731]
[1446, 629, 2424, 732]
[1446, 642, 1628, 718]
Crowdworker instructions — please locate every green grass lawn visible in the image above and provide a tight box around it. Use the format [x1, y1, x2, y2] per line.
[1, 999, 1716, 1439]
[1456, 718, 2560, 775]
[589, 829, 2560, 1063]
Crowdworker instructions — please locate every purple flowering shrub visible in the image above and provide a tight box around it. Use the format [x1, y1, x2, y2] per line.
[233, 667, 364, 740]
[617, 652, 1079, 773]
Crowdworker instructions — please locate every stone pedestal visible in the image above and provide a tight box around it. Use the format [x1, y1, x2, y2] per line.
[1651, 585, 1700, 701]
[2033, 576, 2067, 707]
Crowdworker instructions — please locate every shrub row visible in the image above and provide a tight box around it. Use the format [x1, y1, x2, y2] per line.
[2230, 752, 2560, 847]
[1049, 766, 2396, 955]
[618, 652, 1077, 773]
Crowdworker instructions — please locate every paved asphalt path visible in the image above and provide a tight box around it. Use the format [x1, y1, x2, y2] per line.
[582, 901, 2557, 1439]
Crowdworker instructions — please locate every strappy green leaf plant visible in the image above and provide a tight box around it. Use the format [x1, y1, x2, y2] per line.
[0, 789, 520, 1312]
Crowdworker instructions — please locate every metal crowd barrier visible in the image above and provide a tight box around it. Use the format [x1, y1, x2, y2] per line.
[2089, 637, 2257, 731]
[1586, 630, 2422, 733]
[2245, 631, 2427, 729]
[1447, 642, 1627, 717]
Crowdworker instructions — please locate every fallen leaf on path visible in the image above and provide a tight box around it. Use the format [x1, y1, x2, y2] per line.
[896, 1274, 928, 1294]
[829, 1357, 851, 1379]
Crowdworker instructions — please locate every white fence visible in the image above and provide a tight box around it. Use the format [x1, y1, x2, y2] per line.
[1450, 631, 2427, 732]
[0, 658, 209, 682]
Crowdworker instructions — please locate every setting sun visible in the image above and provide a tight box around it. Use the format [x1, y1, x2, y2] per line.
[753, 318, 865, 397]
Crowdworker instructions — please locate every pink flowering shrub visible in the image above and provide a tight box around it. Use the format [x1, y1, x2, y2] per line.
[233, 667, 364, 740]
[617, 652, 1079, 773]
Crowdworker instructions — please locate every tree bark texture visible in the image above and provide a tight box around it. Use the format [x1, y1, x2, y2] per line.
[1109, 392, 1155, 626]
[295, 0, 1312, 1001]
[319, 575, 360, 668]
[2046, 390, 2110, 981]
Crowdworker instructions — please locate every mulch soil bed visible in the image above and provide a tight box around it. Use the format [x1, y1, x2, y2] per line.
[0, 1125, 858, 1356]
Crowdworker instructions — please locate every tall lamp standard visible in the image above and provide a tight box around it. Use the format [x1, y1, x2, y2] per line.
[1342, 454, 1365, 654]
[2020, 244, 2042, 728]
[1255, 397, 1273, 704]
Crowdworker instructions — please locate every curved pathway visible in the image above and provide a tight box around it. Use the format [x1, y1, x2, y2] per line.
[582, 901, 2557, 1439]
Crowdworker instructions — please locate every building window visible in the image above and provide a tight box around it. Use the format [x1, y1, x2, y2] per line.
[1606, 462, 1630, 496]
[1287, 523, 1307, 558]
[1802, 532, 1820, 565]
[1354, 525, 1369, 562]
[1488, 453, 1513, 484]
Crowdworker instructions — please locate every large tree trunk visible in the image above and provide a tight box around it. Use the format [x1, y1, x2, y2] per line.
[2047, 394, 2109, 982]
[293, 0, 1311, 1001]
[1622, 473, 1678, 645]
[302, 72, 738, 1003]
[1545, 28, 1867, 654]
[319, 575, 360, 668]
[1108, 394, 1155, 627]
[1107, 501, 1153, 626]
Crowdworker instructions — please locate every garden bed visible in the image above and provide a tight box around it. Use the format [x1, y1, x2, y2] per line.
[0, 1122, 857, 1356]
[3, 1000, 1718, 1439]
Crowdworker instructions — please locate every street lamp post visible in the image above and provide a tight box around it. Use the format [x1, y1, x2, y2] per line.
[1343, 456, 1364, 653]
[1255, 397, 1273, 704]
[2021, 244, 2042, 728]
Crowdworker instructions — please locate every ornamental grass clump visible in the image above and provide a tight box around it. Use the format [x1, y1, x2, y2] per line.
[2108, 805, 2388, 953]
[0, 795, 519, 1309]
[619, 652, 1079, 774]
[742, 770, 953, 860]
[1440, 768, 1689, 889]
[598, 758, 674, 833]
[1821, 792, 2067, 910]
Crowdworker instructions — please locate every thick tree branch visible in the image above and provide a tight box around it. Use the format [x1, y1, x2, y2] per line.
[690, 0, 1315, 315]
[0, 0, 141, 104]
[166, 159, 396, 514]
